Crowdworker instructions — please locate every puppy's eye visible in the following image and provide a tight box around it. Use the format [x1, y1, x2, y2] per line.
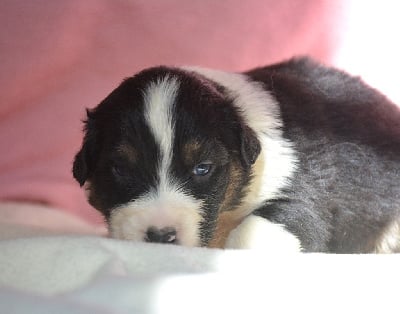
[111, 164, 126, 177]
[193, 162, 213, 176]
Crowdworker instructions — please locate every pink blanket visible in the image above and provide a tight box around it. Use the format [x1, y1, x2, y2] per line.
[1, 1, 398, 225]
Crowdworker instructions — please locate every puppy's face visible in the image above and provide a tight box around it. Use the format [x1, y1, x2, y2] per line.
[73, 67, 260, 247]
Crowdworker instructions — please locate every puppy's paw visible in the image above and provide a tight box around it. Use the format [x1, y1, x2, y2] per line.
[225, 215, 302, 252]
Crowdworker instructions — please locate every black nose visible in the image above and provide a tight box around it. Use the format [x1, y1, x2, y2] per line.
[145, 227, 177, 244]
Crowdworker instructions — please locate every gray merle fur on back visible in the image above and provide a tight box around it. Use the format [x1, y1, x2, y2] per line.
[246, 57, 400, 253]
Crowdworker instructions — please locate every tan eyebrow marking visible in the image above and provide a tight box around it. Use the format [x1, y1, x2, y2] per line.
[117, 144, 137, 163]
[182, 140, 202, 165]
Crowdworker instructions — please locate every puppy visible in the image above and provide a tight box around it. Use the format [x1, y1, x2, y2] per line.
[73, 57, 400, 253]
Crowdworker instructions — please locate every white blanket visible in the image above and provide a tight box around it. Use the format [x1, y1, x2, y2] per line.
[0, 203, 399, 314]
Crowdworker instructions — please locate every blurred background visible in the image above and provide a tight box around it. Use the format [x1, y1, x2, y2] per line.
[0, 0, 399, 227]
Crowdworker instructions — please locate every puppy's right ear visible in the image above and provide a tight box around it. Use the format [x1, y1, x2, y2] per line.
[239, 124, 261, 169]
[73, 109, 98, 187]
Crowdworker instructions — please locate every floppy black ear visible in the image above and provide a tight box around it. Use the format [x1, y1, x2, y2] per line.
[239, 125, 261, 168]
[73, 148, 89, 187]
[72, 109, 97, 187]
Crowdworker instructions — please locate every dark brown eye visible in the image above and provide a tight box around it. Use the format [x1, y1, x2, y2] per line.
[111, 164, 126, 177]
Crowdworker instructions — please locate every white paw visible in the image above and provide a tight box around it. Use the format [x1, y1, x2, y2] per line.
[225, 215, 302, 252]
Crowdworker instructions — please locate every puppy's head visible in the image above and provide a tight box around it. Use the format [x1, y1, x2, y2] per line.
[73, 67, 260, 247]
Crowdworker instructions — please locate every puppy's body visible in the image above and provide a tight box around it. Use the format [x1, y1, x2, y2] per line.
[246, 60, 400, 252]
[73, 57, 400, 253]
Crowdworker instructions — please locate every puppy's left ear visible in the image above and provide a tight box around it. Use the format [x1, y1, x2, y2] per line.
[73, 148, 89, 187]
[73, 109, 98, 186]
[239, 125, 261, 168]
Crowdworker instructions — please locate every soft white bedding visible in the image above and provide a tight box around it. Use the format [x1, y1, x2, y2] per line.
[0, 203, 399, 314]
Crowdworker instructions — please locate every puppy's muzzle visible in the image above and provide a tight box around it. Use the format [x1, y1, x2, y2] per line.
[145, 226, 177, 244]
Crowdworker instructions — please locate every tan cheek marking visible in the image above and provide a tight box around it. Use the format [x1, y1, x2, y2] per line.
[117, 144, 137, 163]
[219, 161, 243, 213]
[208, 161, 245, 248]
[208, 154, 267, 248]
[208, 211, 244, 248]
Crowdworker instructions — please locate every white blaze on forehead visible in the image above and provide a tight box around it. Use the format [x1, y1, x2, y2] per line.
[108, 75, 204, 246]
[143, 75, 179, 190]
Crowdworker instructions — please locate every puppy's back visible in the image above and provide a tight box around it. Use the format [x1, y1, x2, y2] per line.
[247, 57, 400, 253]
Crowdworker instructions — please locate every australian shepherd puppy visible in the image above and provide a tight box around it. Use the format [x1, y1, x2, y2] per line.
[73, 57, 400, 253]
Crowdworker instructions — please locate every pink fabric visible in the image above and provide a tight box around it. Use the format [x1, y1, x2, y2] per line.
[0, 1, 346, 224]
